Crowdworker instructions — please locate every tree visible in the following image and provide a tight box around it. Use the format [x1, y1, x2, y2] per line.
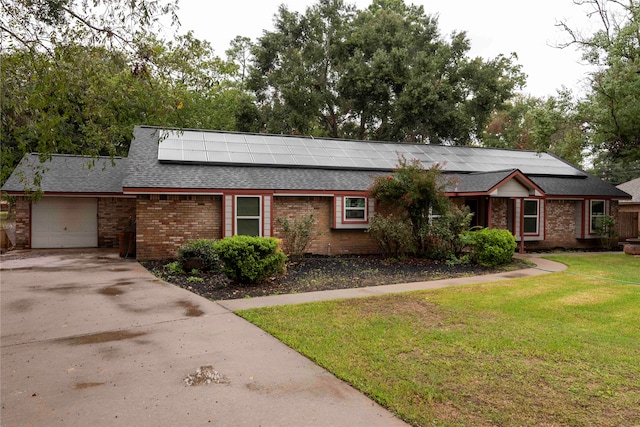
[368, 156, 450, 255]
[557, 0, 640, 167]
[1, 0, 179, 52]
[249, 0, 524, 142]
[226, 36, 253, 87]
[249, 0, 356, 136]
[0, 35, 246, 185]
[483, 90, 588, 167]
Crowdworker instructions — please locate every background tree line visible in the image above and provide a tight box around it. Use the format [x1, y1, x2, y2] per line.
[2, 0, 639, 186]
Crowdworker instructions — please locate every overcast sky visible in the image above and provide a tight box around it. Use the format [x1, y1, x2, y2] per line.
[174, 0, 598, 98]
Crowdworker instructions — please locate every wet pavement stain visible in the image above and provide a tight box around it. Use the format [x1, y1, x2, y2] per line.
[176, 300, 204, 317]
[98, 281, 133, 296]
[8, 298, 34, 312]
[99, 286, 124, 296]
[74, 382, 105, 390]
[36, 284, 83, 294]
[58, 330, 147, 345]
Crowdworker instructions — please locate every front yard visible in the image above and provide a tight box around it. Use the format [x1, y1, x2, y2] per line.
[237, 254, 640, 426]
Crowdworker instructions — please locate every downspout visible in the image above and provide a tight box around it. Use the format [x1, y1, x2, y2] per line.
[519, 197, 525, 254]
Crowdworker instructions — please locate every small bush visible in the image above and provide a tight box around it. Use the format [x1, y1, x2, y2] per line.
[593, 214, 619, 249]
[276, 214, 315, 259]
[164, 261, 185, 274]
[367, 213, 417, 258]
[177, 239, 219, 272]
[463, 228, 516, 267]
[214, 236, 287, 284]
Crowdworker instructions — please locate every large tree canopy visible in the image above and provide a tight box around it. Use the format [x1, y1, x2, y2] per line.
[1, 0, 179, 52]
[249, 0, 525, 143]
[0, 33, 250, 185]
[483, 91, 588, 168]
[558, 0, 640, 171]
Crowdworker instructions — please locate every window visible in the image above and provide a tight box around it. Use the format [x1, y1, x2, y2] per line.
[344, 197, 366, 221]
[428, 205, 442, 222]
[236, 196, 261, 236]
[523, 199, 538, 234]
[590, 200, 605, 233]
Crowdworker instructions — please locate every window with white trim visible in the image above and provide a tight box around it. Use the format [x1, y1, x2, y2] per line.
[590, 200, 605, 233]
[236, 196, 261, 236]
[523, 199, 539, 234]
[344, 197, 366, 221]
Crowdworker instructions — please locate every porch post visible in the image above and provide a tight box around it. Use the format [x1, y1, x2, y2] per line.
[519, 197, 525, 254]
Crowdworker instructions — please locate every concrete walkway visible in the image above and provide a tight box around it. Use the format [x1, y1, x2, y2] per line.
[0, 249, 567, 427]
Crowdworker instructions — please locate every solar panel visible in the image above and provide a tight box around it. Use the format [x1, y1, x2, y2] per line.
[157, 130, 586, 177]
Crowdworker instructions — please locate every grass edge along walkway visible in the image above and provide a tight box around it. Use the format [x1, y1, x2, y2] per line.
[217, 254, 567, 311]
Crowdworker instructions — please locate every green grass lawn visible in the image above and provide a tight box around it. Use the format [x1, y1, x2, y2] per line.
[238, 254, 640, 427]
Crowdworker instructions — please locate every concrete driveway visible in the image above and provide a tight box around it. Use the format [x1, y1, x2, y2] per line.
[1, 249, 407, 427]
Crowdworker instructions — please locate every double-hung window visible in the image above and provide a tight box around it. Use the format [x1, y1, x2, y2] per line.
[523, 199, 539, 234]
[236, 196, 261, 236]
[344, 197, 366, 222]
[590, 200, 605, 233]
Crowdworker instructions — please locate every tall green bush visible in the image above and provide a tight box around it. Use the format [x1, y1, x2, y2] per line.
[214, 236, 287, 284]
[368, 157, 450, 256]
[463, 228, 516, 267]
[424, 204, 474, 260]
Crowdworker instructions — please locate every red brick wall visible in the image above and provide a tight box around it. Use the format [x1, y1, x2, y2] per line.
[98, 197, 136, 247]
[491, 198, 508, 230]
[272, 196, 379, 256]
[12, 196, 136, 249]
[13, 196, 30, 249]
[136, 195, 222, 260]
[524, 200, 620, 251]
[526, 199, 578, 250]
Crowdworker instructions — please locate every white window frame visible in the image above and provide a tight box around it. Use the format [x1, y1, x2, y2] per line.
[343, 196, 367, 222]
[235, 195, 262, 236]
[428, 205, 442, 223]
[523, 199, 539, 235]
[590, 200, 605, 234]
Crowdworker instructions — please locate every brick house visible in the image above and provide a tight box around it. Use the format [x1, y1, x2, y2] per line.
[2, 126, 631, 259]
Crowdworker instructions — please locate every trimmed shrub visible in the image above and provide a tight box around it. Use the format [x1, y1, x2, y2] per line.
[367, 213, 416, 258]
[214, 236, 287, 284]
[177, 239, 220, 272]
[276, 214, 315, 259]
[463, 228, 516, 267]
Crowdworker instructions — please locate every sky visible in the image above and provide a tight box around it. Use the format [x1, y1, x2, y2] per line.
[173, 0, 598, 98]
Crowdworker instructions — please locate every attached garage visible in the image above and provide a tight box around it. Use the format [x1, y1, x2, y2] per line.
[32, 197, 98, 248]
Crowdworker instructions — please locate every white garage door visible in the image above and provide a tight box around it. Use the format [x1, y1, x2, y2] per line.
[32, 198, 98, 248]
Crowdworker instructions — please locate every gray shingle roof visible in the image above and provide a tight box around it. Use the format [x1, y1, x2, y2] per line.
[2, 154, 127, 194]
[447, 170, 520, 193]
[617, 177, 640, 203]
[530, 174, 630, 198]
[124, 126, 387, 192]
[3, 126, 630, 200]
[124, 126, 629, 198]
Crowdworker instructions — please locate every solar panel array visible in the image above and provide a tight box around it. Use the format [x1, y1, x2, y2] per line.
[157, 130, 585, 177]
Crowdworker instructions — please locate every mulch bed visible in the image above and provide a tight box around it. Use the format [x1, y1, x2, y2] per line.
[142, 256, 511, 301]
